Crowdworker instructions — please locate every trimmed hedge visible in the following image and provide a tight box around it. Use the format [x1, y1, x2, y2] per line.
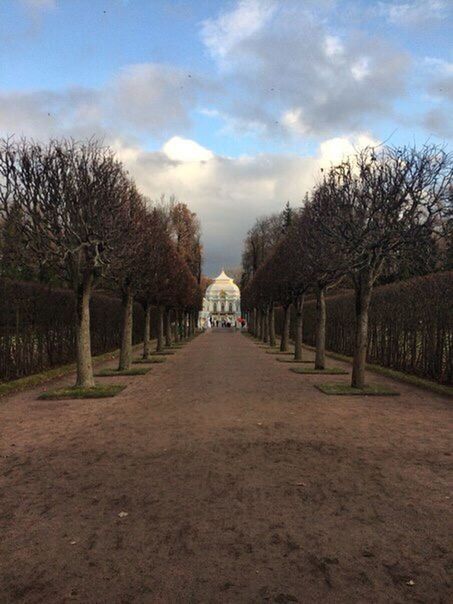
[0, 279, 155, 382]
[275, 271, 453, 385]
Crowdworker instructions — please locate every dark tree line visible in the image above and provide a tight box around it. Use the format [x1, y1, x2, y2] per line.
[0, 137, 203, 388]
[242, 144, 452, 389]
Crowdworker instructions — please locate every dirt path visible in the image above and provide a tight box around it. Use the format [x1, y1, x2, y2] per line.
[0, 329, 451, 603]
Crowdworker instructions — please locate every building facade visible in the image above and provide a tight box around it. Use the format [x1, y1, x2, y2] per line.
[199, 270, 241, 327]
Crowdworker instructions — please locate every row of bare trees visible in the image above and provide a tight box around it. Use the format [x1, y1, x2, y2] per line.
[0, 137, 203, 388]
[242, 144, 452, 389]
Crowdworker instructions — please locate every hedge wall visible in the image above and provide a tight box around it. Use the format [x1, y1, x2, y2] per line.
[275, 271, 453, 384]
[0, 280, 155, 382]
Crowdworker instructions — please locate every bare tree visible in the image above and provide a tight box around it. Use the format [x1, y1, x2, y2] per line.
[312, 144, 452, 388]
[241, 212, 287, 286]
[170, 202, 203, 283]
[294, 196, 346, 369]
[0, 137, 130, 388]
[107, 184, 150, 370]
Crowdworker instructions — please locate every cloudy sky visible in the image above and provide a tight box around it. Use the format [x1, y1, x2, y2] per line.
[1, 0, 452, 275]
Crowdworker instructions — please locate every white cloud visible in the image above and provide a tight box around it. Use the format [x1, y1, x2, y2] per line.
[419, 57, 453, 135]
[378, 1, 449, 26]
[201, 0, 410, 137]
[201, 0, 276, 61]
[424, 58, 453, 76]
[324, 35, 344, 58]
[162, 136, 214, 162]
[318, 133, 379, 166]
[281, 107, 310, 136]
[0, 66, 389, 270]
[351, 57, 370, 81]
[0, 88, 102, 140]
[111, 133, 378, 274]
[109, 63, 202, 136]
[0, 63, 203, 141]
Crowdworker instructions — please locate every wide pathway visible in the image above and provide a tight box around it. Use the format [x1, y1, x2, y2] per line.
[0, 329, 451, 603]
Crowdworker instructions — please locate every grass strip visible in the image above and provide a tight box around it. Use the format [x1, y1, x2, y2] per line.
[290, 367, 348, 375]
[133, 357, 166, 364]
[315, 382, 399, 396]
[0, 340, 155, 400]
[276, 358, 313, 363]
[38, 384, 126, 400]
[299, 344, 453, 398]
[95, 367, 150, 377]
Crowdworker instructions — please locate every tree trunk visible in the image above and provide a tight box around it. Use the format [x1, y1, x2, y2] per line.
[142, 301, 151, 359]
[314, 287, 327, 370]
[252, 308, 257, 336]
[182, 311, 188, 340]
[256, 309, 262, 339]
[294, 294, 305, 362]
[268, 303, 276, 347]
[280, 304, 291, 352]
[173, 311, 179, 342]
[156, 304, 165, 352]
[262, 308, 269, 343]
[351, 280, 373, 388]
[177, 311, 182, 341]
[119, 287, 134, 371]
[165, 308, 172, 348]
[178, 311, 183, 340]
[75, 273, 95, 387]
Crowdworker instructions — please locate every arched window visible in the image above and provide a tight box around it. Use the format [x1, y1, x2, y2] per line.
[221, 302, 225, 312]
[213, 302, 217, 312]
[229, 302, 233, 312]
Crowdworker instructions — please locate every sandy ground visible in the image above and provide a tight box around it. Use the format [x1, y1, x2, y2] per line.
[0, 329, 452, 603]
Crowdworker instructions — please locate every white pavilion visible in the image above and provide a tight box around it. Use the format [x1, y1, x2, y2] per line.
[199, 269, 241, 327]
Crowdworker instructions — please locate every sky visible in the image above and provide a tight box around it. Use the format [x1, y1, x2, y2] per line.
[0, 0, 452, 276]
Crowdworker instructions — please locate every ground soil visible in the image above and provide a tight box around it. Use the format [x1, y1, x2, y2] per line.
[0, 329, 452, 603]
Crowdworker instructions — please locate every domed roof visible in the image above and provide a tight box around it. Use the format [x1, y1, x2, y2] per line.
[206, 269, 240, 297]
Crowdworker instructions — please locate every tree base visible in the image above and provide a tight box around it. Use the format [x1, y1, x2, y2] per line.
[133, 357, 166, 364]
[291, 367, 348, 375]
[95, 368, 150, 376]
[38, 384, 126, 400]
[315, 382, 399, 396]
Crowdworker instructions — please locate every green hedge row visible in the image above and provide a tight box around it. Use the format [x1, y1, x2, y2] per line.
[275, 271, 453, 384]
[0, 279, 154, 382]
